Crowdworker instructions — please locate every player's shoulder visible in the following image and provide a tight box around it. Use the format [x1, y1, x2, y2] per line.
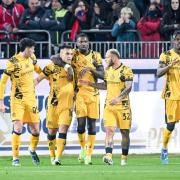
[121, 64, 132, 72]
[73, 49, 79, 56]
[29, 53, 37, 65]
[8, 55, 19, 64]
[91, 50, 101, 56]
[161, 49, 172, 57]
[46, 62, 54, 69]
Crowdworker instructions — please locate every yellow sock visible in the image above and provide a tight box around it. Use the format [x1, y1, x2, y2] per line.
[47, 134, 56, 158]
[163, 128, 172, 149]
[121, 155, 128, 160]
[106, 153, 112, 158]
[30, 134, 39, 152]
[56, 133, 66, 159]
[48, 139, 56, 158]
[78, 133, 86, 149]
[86, 135, 96, 157]
[12, 132, 21, 159]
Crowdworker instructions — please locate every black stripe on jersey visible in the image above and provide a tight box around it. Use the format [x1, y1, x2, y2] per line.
[3, 69, 11, 76]
[42, 68, 51, 77]
[159, 61, 166, 65]
[125, 78, 133, 81]
[165, 100, 167, 124]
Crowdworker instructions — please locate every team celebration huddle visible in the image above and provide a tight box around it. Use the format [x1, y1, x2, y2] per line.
[0, 31, 180, 167]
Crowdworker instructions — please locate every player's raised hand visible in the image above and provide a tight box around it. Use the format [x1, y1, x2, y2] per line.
[109, 97, 121, 106]
[79, 67, 92, 79]
[0, 100, 5, 113]
[67, 66, 74, 81]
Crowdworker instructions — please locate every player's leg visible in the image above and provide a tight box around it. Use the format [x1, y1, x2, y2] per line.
[46, 104, 59, 164]
[161, 122, 175, 164]
[161, 100, 177, 164]
[12, 120, 23, 166]
[47, 128, 58, 165]
[55, 124, 69, 165]
[103, 108, 116, 165]
[118, 107, 132, 166]
[120, 129, 130, 166]
[75, 93, 87, 162]
[77, 117, 86, 162]
[85, 118, 96, 165]
[28, 122, 40, 165]
[85, 95, 99, 164]
[55, 109, 72, 165]
[103, 126, 115, 165]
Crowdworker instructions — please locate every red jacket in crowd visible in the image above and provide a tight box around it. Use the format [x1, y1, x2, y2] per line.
[0, 3, 24, 40]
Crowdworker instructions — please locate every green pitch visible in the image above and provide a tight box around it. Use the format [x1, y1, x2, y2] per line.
[0, 154, 180, 180]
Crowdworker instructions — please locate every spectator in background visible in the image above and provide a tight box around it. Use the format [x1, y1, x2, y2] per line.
[19, 0, 46, 41]
[91, 0, 113, 41]
[161, 0, 180, 41]
[40, 0, 51, 9]
[111, 0, 140, 24]
[16, 0, 29, 8]
[63, 0, 75, 12]
[41, 0, 70, 47]
[137, 2, 162, 58]
[133, 0, 149, 17]
[68, 0, 91, 41]
[149, 0, 164, 16]
[0, 0, 24, 40]
[112, 7, 137, 58]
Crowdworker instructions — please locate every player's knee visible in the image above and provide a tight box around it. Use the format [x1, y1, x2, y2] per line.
[167, 123, 175, 132]
[87, 118, 96, 135]
[13, 127, 22, 134]
[77, 125, 85, 134]
[12, 130, 21, 135]
[47, 133, 56, 140]
[106, 127, 115, 138]
[88, 126, 96, 135]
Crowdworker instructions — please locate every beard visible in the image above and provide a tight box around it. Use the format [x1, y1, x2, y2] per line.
[106, 59, 114, 69]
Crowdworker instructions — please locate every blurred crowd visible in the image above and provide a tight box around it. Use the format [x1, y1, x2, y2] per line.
[0, 0, 180, 58]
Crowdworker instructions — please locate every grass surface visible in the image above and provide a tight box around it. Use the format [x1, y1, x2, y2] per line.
[0, 154, 180, 180]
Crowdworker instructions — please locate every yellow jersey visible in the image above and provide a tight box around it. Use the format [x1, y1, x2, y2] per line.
[72, 49, 102, 94]
[43, 63, 74, 110]
[105, 64, 133, 109]
[160, 49, 180, 100]
[2, 53, 41, 99]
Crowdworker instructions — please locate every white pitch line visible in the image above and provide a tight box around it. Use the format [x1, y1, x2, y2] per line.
[0, 170, 180, 174]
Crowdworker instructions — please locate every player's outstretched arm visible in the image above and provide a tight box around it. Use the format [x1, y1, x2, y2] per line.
[79, 80, 107, 90]
[34, 73, 46, 86]
[34, 64, 42, 74]
[0, 73, 9, 112]
[157, 59, 179, 78]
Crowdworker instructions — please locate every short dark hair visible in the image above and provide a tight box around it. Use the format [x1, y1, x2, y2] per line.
[76, 33, 89, 41]
[173, 30, 180, 40]
[19, 38, 36, 52]
[59, 44, 73, 51]
[60, 44, 73, 49]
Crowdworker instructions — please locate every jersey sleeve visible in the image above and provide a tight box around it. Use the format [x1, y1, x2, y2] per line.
[124, 67, 134, 81]
[42, 63, 53, 77]
[159, 52, 168, 65]
[3, 60, 14, 76]
[0, 73, 9, 99]
[93, 52, 102, 66]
